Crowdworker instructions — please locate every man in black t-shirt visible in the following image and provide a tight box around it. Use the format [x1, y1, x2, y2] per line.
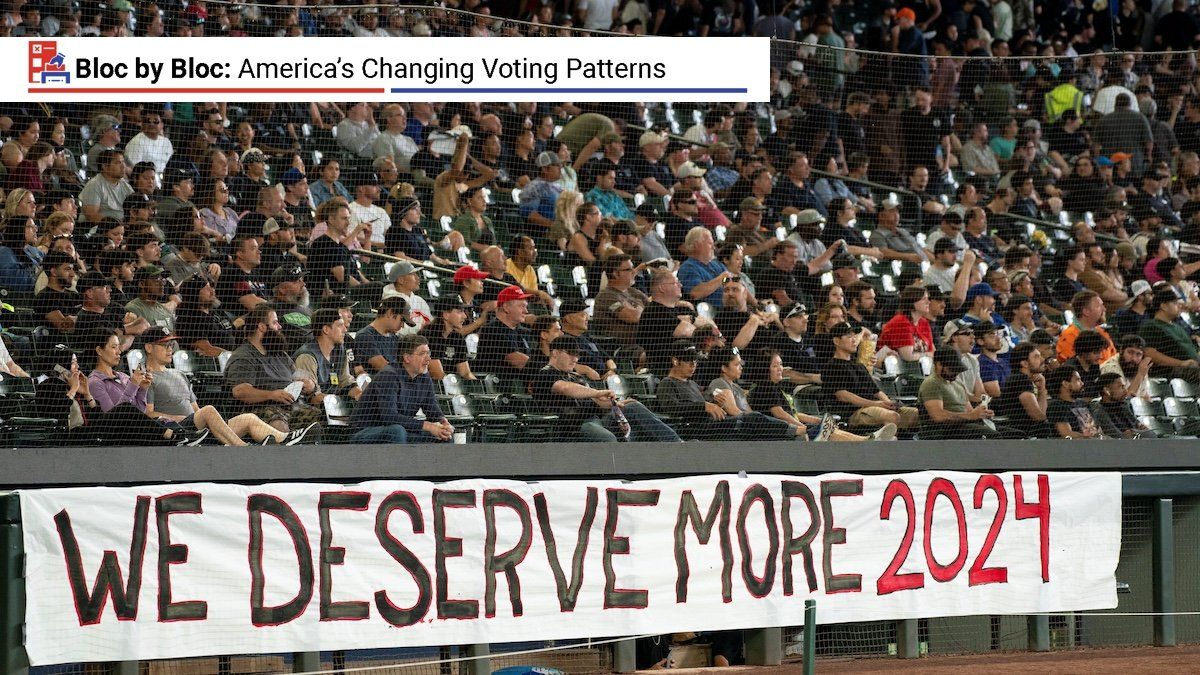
[74, 271, 145, 352]
[35, 251, 81, 337]
[426, 298, 475, 380]
[531, 336, 679, 442]
[755, 242, 808, 308]
[217, 235, 269, 313]
[175, 277, 237, 356]
[819, 322, 918, 430]
[635, 268, 701, 377]
[308, 201, 363, 297]
[1045, 365, 1101, 439]
[996, 343, 1051, 438]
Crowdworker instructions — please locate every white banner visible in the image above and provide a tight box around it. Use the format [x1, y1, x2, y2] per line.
[19, 472, 1120, 665]
[10, 36, 770, 102]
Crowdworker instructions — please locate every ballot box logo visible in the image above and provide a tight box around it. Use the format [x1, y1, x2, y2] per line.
[29, 41, 71, 84]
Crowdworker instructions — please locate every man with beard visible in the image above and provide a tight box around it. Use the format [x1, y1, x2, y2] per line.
[1100, 333, 1153, 401]
[294, 309, 360, 403]
[270, 262, 311, 354]
[1046, 365, 1101, 439]
[713, 280, 775, 352]
[309, 200, 371, 296]
[1057, 290, 1117, 363]
[996, 343, 1052, 438]
[918, 347, 1023, 439]
[175, 277, 237, 357]
[155, 166, 197, 234]
[348, 172, 392, 251]
[225, 303, 323, 435]
[75, 271, 148, 352]
[260, 217, 303, 272]
[125, 265, 176, 335]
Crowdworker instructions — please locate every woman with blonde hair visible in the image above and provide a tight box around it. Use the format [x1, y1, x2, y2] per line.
[548, 189, 583, 251]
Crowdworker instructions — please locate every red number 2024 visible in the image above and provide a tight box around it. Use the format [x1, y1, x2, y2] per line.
[876, 474, 1050, 595]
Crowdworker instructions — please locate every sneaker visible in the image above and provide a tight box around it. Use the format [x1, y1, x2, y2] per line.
[870, 423, 898, 441]
[815, 414, 837, 442]
[260, 434, 279, 446]
[177, 429, 210, 447]
[283, 422, 322, 446]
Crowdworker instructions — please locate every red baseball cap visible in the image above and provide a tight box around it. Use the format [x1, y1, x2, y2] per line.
[453, 265, 490, 284]
[497, 285, 534, 304]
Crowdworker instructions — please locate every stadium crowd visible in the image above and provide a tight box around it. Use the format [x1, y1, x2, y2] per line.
[4, 1, 1200, 449]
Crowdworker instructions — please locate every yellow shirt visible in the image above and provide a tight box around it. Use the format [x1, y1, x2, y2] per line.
[505, 259, 539, 292]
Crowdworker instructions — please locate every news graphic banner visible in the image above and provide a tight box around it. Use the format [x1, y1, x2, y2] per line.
[12, 36, 768, 102]
[19, 472, 1120, 665]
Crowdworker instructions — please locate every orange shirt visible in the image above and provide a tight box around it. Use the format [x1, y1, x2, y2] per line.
[1056, 322, 1117, 363]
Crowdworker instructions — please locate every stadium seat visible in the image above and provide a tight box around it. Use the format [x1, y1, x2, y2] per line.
[1147, 378, 1173, 401]
[1170, 379, 1199, 401]
[322, 395, 354, 444]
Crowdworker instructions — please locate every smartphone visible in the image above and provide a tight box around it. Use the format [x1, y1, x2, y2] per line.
[980, 395, 992, 408]
[53, 364, 70, 378]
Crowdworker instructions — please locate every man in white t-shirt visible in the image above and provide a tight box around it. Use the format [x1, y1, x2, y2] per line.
[576, 0, 618, 30]
[123, 112, 174, 173]
[381, 260, 432, 335]
[347, 173, 392, 249]
[371, 103, 419, 171]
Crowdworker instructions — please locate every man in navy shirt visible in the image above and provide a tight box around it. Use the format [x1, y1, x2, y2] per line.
[350, 296, 414, 375]
[476, 285, 535, 384]
[349, 334, 453, 444]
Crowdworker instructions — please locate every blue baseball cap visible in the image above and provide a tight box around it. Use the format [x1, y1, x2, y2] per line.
[965, 283, 995, 303]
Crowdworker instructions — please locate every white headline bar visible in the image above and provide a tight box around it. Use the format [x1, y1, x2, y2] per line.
[10, 36, 770, 102]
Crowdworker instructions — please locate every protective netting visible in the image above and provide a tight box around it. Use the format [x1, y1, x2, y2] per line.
[6, 1, 1200, 672]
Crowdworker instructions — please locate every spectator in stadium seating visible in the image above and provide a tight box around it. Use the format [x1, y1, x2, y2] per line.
[427, 298, 477, 381]
[372, 104, 419, 172]
[310, 159, 353, 207]
[634, 202, 673, 264]
[1101, 333, 1153, 401]
[519, 151, 566, 234]
[770, 151, 826, 218]
[125, 265, 175, 335]
[75, 271, 146, 352]
[279, 168, 315, 233]
[79, 148, 133, 224]
[1057, 290, 1117, 362]
[962, 207, 1003, 267]
[161, 233, 214, 286]
[725, 196, 780, 259]
[1140, 288, 1200, 383]
[677, 161, 729, 228]
[1093, 94, 1152, 172]
[1093, 372, 1156, 439]
[593, 253, 648, 347]
[7, 141, 53, 193]
[586, 166, 634, 220]
[960, 122, 1002, 178]
[349, 334, 454, 444]
[450, 264, 491, 333]
[86, 328, 204, 445]
[0, 207, 39, 293]
[919, 347, 1023, 439]
[225, 304, 323, 434]
[941, 320, 986, 404]
[924, 240, 974, 307]
[383, 260, 432, 334]
[85, 116, 122, 177]
[996, 342, 1053, 438]
[821, 322, 919, 431]
[975, 322, 1010, 398]
[1046, 364, 1101, 439]
[144, 328, 305, 446]
[452, 186, 498, 254]
[878, 285, 935, 362]
[267, 262, 311, 353]
[627, 129, 673, 197]
[559, 297, 616, 377]
[35, 251, 80, 335]
[175, 277, 236, 357]
[294, 308, 360, 402]
[770, 303, 820, 383]
[924, 212, 968, 260]
[156, 166, 198, 232]
[787, 209, 842, 278]
[844, 281, 878, 332]
[533, 336, 679, 442]
[677, 226, 730, 308]
[476, 285, 536, 383]
[654, 341, 804, 441]
[124, 111, 173, 174]
[352, 296, 412, 375]
[309, 202, 371, 296]
[870, 196, 927, 263]
[565, 201, 604, 268]
[716, 242, 755, 303]
[959, 283, 1014, 349]
[198, 178, 239, 243]
[336, 102, 380, 160]
[636, 268, 701, 376]
[348, 172, 391, 250]
[713, 279, 774, 351]
[1077, 243, 1129, 312]
[1158, 257, 1200, 313]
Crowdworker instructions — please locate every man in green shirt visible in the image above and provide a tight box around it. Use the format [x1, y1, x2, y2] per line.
[918, 347, 1024, 439]
[1139, 288, 1200, 383]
